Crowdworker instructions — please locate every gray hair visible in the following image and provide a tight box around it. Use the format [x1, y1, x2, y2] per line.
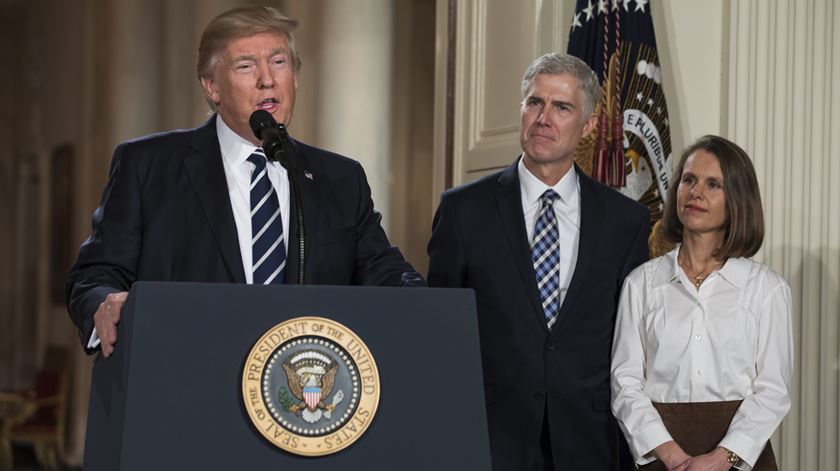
[520, 53, 600, 117]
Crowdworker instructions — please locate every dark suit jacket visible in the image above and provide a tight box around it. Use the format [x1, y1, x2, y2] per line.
[67, 115, 422, 352]
[428, 158, 649, 470]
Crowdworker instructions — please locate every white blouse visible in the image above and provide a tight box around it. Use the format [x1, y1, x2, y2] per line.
[611, 247, 793, 469]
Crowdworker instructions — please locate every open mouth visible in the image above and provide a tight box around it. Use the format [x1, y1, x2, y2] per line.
[256, 98, 278, 111]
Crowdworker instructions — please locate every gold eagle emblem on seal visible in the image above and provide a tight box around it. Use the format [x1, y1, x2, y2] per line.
[242, 316, 380, 456]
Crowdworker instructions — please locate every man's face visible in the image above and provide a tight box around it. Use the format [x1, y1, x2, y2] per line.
[519, 73, 596, 171]
[200, 32, 298, 145]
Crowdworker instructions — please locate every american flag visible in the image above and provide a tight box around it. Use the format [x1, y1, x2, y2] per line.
[568, 0, 673, 224]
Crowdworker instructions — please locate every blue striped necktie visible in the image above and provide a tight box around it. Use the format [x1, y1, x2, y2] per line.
[248, 149, 285, 284]
[532, 190, 561, 328]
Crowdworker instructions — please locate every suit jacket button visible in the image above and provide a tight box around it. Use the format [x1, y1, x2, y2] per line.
[545, 343, 555, 351]
[534, 392, 545, 400]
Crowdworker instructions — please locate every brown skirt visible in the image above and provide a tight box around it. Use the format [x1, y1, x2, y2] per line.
[637, 400, 777, 471]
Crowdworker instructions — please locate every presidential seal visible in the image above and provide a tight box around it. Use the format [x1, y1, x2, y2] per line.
[242, 317, 380, 456]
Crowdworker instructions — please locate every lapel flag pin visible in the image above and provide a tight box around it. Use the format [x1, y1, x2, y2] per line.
[304, 171, 313, 180]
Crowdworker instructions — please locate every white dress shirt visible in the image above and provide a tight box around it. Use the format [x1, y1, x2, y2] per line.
[517, 157, 580, 309]
[86, 116, 291, 349]
[611, 246, 793, 470]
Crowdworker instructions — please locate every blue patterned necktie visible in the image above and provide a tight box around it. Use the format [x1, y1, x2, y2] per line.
[248, 149, 285, 284]
[532, 190, 561, 328]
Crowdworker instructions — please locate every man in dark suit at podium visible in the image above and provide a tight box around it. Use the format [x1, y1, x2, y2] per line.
[428, 53, 649, 470]
[67, 6, 423, 358]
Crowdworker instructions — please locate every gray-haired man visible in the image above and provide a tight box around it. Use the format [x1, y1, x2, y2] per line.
[428, 53, 648, 470]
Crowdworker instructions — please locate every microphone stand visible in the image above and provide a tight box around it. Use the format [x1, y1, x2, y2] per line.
[265, 125, 305, 285]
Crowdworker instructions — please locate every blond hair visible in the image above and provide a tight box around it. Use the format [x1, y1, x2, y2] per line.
[197, 6, 302, 81]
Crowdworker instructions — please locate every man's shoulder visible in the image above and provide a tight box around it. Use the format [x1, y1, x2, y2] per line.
[292, 139, 359, 170]
[441, 168, 507, 203]
[116, 122, 209, 159]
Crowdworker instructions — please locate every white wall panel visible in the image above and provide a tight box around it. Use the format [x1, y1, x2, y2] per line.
[453, 0, 571, 184]
[727, 1, 839, 469]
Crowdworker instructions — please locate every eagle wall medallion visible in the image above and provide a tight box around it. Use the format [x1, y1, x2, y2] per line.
[242, 317, 380, 456]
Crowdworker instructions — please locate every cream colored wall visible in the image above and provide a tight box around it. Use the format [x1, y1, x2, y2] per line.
[652, 0, 726, 152]
[437, 0, 840, 468]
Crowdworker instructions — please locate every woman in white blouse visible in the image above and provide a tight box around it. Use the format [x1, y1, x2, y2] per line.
[611, 135, 793, 471]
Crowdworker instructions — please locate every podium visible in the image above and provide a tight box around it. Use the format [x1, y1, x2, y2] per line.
[83, 282, 491, 470]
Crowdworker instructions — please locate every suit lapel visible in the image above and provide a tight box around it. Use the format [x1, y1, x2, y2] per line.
[495, 159, 548, 332]
[550, 168, 604, 334]
[284, 139, 319, 284]
[183, 116, 246, 283]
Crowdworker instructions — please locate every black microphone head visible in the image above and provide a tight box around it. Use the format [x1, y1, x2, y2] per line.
[249, 110, 277, 141]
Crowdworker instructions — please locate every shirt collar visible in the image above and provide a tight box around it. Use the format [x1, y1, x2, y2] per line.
[651, 247, 680, 288]
[216, 114, 261, 168]
[654, 244, 749, 290]
[716, 256, 749, 289]
[517, 156, 579, 209]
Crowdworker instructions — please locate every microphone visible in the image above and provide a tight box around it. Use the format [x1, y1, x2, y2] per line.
[247, 109, 306, 284]
[249, 110, 290, 165]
